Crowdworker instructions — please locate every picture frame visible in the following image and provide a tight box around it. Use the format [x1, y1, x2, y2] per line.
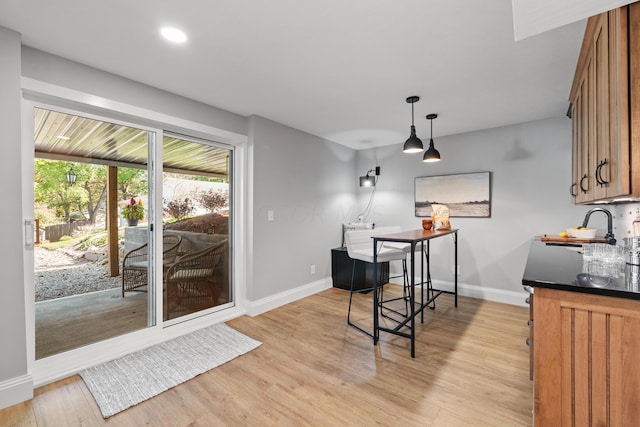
[415, 171, 491, 218]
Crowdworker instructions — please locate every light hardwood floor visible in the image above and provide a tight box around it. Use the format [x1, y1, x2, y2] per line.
[2, 287, 532, 426]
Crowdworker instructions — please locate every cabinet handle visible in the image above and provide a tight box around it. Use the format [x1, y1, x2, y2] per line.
[596, 158, 609, 186]
[595, 161, 603, 186]
[579, 174, 588, 193]
[570, 183, 577, 197]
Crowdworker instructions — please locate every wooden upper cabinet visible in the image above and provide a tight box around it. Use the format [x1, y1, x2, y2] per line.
[572, 59, 593, 203]
[569, 5, 634, 203]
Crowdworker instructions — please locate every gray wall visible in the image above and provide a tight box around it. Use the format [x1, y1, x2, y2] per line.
[21, 47, 247, 142]
[248, 115, 356, 300]
[356, 117, 595, 294]
[0, 26, 28, 400]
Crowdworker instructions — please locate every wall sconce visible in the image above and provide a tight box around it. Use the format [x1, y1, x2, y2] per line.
[359, 166, 380, 187]
[422, 113, 441, 163]
[66, 165, 77, 185]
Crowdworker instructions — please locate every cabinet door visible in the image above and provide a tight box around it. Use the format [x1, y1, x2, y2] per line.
[534, 288, 640, 426]
[573, 63, 593, 203]
[602, 7, 630, 198]
[592, 14, 610, 200]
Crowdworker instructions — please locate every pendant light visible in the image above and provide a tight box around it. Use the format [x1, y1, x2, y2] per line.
[403, 96, 423, 153]
[423, 113, 441, 162]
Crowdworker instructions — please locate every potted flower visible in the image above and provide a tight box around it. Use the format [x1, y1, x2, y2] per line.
[122, 197, 145, 226]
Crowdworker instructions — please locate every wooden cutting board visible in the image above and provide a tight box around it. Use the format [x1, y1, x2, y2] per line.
[540, 234, 607, 244]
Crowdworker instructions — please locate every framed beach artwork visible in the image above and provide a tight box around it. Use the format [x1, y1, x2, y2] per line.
[415, 171, 491, 218]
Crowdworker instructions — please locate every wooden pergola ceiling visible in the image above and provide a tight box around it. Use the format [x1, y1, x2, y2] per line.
[34, 108, 230, 178]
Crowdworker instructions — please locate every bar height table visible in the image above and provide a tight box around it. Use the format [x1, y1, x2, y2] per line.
[372, 228, 458, 358]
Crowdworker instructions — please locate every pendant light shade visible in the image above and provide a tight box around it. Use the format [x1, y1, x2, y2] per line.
[422, 113, 441, 163]
[403, 96, 423, 153]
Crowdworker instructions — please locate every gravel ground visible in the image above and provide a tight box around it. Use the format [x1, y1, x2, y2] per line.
[35, 246, 121, 302]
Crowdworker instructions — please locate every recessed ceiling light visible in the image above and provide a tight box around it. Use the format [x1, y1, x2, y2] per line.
[160, 26, 188, 43]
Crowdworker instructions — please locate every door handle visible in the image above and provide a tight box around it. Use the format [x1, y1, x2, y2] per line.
[24, 219, 34, 250]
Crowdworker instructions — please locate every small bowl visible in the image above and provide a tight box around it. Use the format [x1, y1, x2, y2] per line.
[576, 273, 614, 288]
[567, 227, 597, 239]
[422, 219, 433, 230]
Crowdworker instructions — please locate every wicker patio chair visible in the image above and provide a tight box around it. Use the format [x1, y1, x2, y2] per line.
[164, 239, 228, 318]
[122, 234, 182, 296]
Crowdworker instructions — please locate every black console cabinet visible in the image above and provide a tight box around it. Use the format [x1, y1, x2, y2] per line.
[331, 247, 389, 291]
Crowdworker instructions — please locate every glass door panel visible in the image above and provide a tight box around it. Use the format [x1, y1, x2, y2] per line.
[161, 134, 232, 321]
[33, 107, 152, 358]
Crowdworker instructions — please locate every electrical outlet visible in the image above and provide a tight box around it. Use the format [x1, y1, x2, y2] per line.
[311, 264, 316, 275]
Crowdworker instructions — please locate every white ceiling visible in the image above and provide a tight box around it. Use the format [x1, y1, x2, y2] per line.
[0, 0, 586, 150]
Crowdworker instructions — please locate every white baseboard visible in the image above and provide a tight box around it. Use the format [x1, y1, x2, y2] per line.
[0, 374, 33, 411]
[423, 278, 529, 307]
[245, 277, 527, 317]
[245, 277, 332, 316]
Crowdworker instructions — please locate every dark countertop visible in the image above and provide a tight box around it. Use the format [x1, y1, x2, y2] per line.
[522, 238, 640, 300]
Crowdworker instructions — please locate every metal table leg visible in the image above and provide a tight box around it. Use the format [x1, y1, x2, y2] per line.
[454, 231, 458, 307]
[373, 237, 379, 345]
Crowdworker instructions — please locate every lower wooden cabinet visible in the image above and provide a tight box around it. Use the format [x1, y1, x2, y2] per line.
[533, 288, 640, 426]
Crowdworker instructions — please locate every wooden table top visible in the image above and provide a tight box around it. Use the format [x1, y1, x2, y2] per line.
[371, 228, 458, 243]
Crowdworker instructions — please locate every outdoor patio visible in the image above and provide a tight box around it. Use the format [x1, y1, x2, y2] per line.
[35, 245, 146, 359]
[34, 241, 230, 359]
[36, 288, 148, 359]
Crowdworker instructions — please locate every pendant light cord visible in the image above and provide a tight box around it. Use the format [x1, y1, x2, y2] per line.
[411, 102, 415, 127]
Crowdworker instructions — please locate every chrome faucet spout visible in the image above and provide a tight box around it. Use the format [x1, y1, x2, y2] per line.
[582, 207, 616, 245]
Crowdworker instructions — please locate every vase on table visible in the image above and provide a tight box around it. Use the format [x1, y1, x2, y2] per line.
[126, 219, 138, 227]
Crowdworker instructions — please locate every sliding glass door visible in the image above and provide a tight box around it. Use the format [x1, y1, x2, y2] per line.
[29, 104, 235, 363]
[33, 107, 153, 358]
[161, 133, 232, 321]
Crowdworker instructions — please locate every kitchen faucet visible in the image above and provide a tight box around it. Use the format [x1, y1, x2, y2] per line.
[582, 207, 616, 245]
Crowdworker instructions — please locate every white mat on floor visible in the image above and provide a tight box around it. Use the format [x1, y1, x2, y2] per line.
[80, 323, 261, 418]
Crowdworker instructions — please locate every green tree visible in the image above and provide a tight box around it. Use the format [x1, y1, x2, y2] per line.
[35, 160, 148, 225]
[73, 163, 105, 224]
[117, 168, 147, 201]
[34, 159, 85, 222]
